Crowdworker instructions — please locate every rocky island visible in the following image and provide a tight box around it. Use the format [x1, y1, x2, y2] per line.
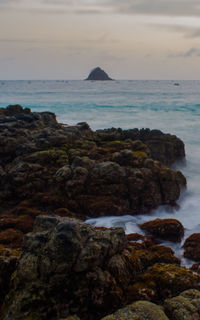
[86, 67, 113, 80]
[1, 105, 200, 320]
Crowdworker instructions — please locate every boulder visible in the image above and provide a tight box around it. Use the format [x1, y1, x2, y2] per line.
[139, 218, 184, 242]
[183, 233, 200, 261]
[164, 289, 200, 320]
[137, 263, 200, 300]
[86, 67, 112, 80]
[1, 216, 129, 319]
[100, 301, 169, 320]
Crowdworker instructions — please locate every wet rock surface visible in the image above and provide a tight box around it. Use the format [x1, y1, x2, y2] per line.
[1, 216, 199, 320]
[0, 105, 186, 219]
[101, 289, 200, 320]
[139, 218, 184, 242]
[101, 301, 169, 320]
[0, 105, 191, 320]
[184, 233, 200, 261]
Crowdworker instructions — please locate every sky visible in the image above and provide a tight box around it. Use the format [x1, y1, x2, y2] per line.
[1, 0, 200, 79]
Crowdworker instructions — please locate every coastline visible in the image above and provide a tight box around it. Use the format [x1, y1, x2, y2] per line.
[1, 105, 200, 319]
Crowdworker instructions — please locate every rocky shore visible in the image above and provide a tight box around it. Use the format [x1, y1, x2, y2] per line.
[0, 105, 200, 320]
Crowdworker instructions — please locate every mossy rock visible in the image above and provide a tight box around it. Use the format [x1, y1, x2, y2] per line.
[100, 300, 169, 320]
[131, 245, 180, 271]
[127, 281, 157, 302]
[27, 148, 69, 166]
[99, 140, 132, 152]
[0, 245, 21, 257]
[20, 312, 41, 320]
[132, 151, 147, 160]
[0, 228, 23, 247]
[140, 263, 200, 299]
[74, 139, 97, 150]
[164, 295, 199, 320]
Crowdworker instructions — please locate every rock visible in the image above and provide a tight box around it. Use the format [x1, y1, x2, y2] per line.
[0, 105, 187, 263]
[137, 263, 200, 300]
[1, 215, 196, 319]
[0, 105, 186, 218]
[0, 228, 24, 248]
[0, 254, 18, 307]
[190, 262, 200, 273]
[164, 289, 200, 320]
[96, 128, 185, 166]
[1, 215, 128, 319]
[100, 301, 169, 320]
[86, 67, 113, 81]
[139, 218, 184, 242]
[183, 233, 200, 261]
[126, 233, 145, 241]
[131, 245, 180, 270]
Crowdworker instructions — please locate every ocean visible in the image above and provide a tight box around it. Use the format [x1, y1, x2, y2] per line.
[1, 79, 200, 265]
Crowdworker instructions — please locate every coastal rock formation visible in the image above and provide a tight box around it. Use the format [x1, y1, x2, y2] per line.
[1, 215, 199, 320]
[139, 218, 184, 242]
[86, 67, 113, 80]
[0, 105, 186, 221]
[183, 233, 200, 261]
[0, 105, 189, 318]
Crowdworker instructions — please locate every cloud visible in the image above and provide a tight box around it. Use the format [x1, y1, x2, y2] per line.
[152, 24, 200, 39]
[0, 0, 21, 5]
[0, 38, 43, 43]
[40, 0, 200, 17]
[169, 47, 200, 58]
[2, 0, 200, 18]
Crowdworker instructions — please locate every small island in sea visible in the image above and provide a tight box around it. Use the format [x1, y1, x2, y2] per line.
[86, 66, 113, 80]
[1, 104, 200, 320]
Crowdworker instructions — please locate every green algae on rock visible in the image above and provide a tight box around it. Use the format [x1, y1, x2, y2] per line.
[1, 215, 197, 320]
[100, 301, 169, 320]
[164, 289, 200, 320]
[0, 105, 186, 219]
[137, 263, 200, 300]
[0, 105, 189, 319]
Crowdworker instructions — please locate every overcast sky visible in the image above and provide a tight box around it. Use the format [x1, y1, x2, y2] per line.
[1, 0, 200, 79]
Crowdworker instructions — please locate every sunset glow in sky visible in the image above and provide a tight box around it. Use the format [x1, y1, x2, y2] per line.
[1, 0, 200, 79]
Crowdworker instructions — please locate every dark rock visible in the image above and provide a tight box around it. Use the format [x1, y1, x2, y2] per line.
[1, 216, 128, 319]
[1, 215, 195, 319]
[86, 67, 113, 81]
[183, 233, 200, 261]
[0, 253, 18, 307]
[139, 218, 184, 242]
[0, 105, 186, 221]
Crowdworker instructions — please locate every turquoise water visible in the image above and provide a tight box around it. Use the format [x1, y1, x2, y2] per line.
[1, 79, 200, 264]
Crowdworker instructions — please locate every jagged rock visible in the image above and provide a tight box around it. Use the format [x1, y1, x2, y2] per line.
[1, 216, 128, 319]
[86, 67, 113, 81]
[1, 216, 196, 320]
[139, 218, 184, 242]
[0, 105, 186, 219]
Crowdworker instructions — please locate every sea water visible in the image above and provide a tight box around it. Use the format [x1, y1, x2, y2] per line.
[1, 79, 200, 265]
